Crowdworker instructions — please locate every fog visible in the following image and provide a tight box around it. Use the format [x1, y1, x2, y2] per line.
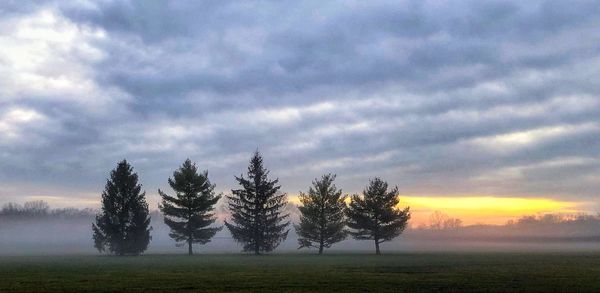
[2, 202, 600, 255]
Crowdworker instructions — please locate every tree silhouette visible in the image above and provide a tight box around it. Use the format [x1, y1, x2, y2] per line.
[345, 178, 410, 255]
[1, 201, 94, 219]
[225, 151, 290, 254]
[295, 173, 347, 254]
[428, 211, 462, 230]
[159, 159, 222, 255]
[92, 160, 151, 255]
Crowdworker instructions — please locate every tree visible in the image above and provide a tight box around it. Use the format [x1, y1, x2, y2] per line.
[345, 178, 410, 255]
[92, 160, 151, 255]
[1, 202, 22, 216]
[23, 200, 49, 216]
[159, 159, 222, 255]
[1, 201, 49, 217]
[295, 173, 347, 254]
[225, 151, 290, 254]
[428, 211, 462, 230]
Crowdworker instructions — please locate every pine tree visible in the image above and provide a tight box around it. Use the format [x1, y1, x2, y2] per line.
[345, 178, 410, 255]
[92, 160, 151, 255]
[295, 173, 347, 254]
[225, 151, 290, 254]
[159, 159, 222, 255]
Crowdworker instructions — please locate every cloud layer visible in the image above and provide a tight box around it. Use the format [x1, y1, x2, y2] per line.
[1, 0, 600, 209]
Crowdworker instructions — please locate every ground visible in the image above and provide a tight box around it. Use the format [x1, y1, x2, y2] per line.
[1, 252, 600, 292]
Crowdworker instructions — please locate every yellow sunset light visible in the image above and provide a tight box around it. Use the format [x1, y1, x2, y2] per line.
[401, 196, 583, 225]
[402, 196, 579, 215]
[288, 194, 586, 226]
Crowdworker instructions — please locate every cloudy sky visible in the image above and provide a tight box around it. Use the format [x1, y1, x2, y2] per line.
[1, 0, 600, 224]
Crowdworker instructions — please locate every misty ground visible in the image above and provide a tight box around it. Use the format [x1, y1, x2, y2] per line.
[3, 203, 600, 291]
[1, 253, 600, 292]
[2, 207, 600, 255]
[3, 210, 600, 291]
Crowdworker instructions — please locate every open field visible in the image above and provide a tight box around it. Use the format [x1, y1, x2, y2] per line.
[2, 252, 600, 292]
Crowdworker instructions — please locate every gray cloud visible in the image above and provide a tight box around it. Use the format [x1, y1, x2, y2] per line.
[1, 0, 600, 208]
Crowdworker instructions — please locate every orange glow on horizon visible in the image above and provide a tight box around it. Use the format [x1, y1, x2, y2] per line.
[401, 196, 584, 226]
[288, 195, 587, 226]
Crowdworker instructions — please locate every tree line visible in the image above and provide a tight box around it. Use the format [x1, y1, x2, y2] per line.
[92, 151, 411, 256]
[1, 201, 95, 219]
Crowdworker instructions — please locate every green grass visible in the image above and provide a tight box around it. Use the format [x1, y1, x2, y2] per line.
[1, 252, 600, 292]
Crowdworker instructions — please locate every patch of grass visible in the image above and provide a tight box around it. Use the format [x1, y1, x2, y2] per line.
[1, 252, 600, 292]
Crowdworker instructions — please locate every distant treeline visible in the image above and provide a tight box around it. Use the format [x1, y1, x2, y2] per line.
[408, 212, 600, 244]
[3, 201, 597, 231]
[414, 211, 600, 232]
[0, 200, 96, 220]
[508, 213, 600, 227]
[2, 200, 600, 254]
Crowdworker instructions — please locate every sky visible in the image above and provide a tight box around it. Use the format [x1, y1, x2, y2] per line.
[1, 0, 600, 225]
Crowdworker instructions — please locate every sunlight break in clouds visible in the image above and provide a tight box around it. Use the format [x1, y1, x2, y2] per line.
[470, 123, 599, 153]
[0, 9, 107, 101]
[0, 107, 46, 142]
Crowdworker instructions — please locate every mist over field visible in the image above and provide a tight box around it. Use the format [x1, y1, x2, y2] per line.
[2, 201, 600, 255]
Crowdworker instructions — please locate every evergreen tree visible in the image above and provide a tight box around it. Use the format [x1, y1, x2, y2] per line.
[225, 151, 290, 254]
[159, 159, 222, 255]
[295, 173, 347, 254]
[92, 160, 151, 255]
[345, 178, 410, 255]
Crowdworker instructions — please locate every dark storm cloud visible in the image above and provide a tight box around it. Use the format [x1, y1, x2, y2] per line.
[1, 0, 600, 207]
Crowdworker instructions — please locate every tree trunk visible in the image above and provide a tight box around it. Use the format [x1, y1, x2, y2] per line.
[319, 234, 324, 255]
[375, 239, 381, 255]
[188, 211, 193, 256]
[119, 238, 125, 256]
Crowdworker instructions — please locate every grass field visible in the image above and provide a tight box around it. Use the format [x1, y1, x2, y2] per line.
[1, 252, 600, 292]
